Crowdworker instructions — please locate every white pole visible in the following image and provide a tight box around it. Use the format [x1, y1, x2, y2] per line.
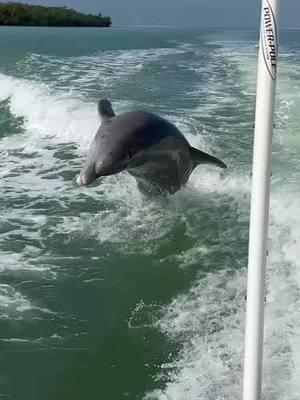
[242, 0, 280, 399]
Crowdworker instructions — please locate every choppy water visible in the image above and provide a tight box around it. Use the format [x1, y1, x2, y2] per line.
[0, 26, 300, 400]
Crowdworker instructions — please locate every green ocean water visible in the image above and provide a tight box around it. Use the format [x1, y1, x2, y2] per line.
[0, 26, 300, 400]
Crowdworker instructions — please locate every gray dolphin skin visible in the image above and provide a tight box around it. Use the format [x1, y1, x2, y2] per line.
[76, 99, 227, 196]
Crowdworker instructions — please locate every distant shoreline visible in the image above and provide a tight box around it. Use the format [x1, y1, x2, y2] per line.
[0, 24, 112, 28]
[0, 2, 112, 28]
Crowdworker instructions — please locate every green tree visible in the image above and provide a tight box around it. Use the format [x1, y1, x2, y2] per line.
[0, 2, 112, 27]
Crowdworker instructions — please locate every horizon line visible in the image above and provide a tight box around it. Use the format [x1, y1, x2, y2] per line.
[113, 24, 300, 30]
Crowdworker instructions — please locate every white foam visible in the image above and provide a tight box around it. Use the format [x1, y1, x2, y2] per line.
[1, 39, 299, 399]
[145, 40, 300, 400]
[146, 182, 300, 399]
[0, 284, 37, 319]
[0, 73, 98, 148]
[215, 42, 300, 155]
[0, 71, 234, 261]
[16, 47, 186, 93]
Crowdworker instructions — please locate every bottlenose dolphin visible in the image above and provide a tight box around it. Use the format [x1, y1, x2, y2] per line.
[76, 99, 226, 196]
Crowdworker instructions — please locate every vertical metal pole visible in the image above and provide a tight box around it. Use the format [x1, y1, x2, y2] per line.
[242, 1, 280, 399]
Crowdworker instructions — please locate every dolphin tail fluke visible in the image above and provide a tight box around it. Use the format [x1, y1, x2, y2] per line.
[190, 146, 227, 169]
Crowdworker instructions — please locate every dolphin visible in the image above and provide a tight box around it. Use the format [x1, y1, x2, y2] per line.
[76, 99, 226, 196]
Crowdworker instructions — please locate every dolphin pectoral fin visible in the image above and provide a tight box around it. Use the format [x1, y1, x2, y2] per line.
[190, 146, 227, 169]
[98, 99, 115, 119]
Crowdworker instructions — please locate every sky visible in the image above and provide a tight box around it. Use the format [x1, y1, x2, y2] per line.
[16, 0, 300, 28]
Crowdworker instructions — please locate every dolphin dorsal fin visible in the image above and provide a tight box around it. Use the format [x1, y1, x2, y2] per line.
[98, 99, 115, 119]
[190, 146, 227, 169]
